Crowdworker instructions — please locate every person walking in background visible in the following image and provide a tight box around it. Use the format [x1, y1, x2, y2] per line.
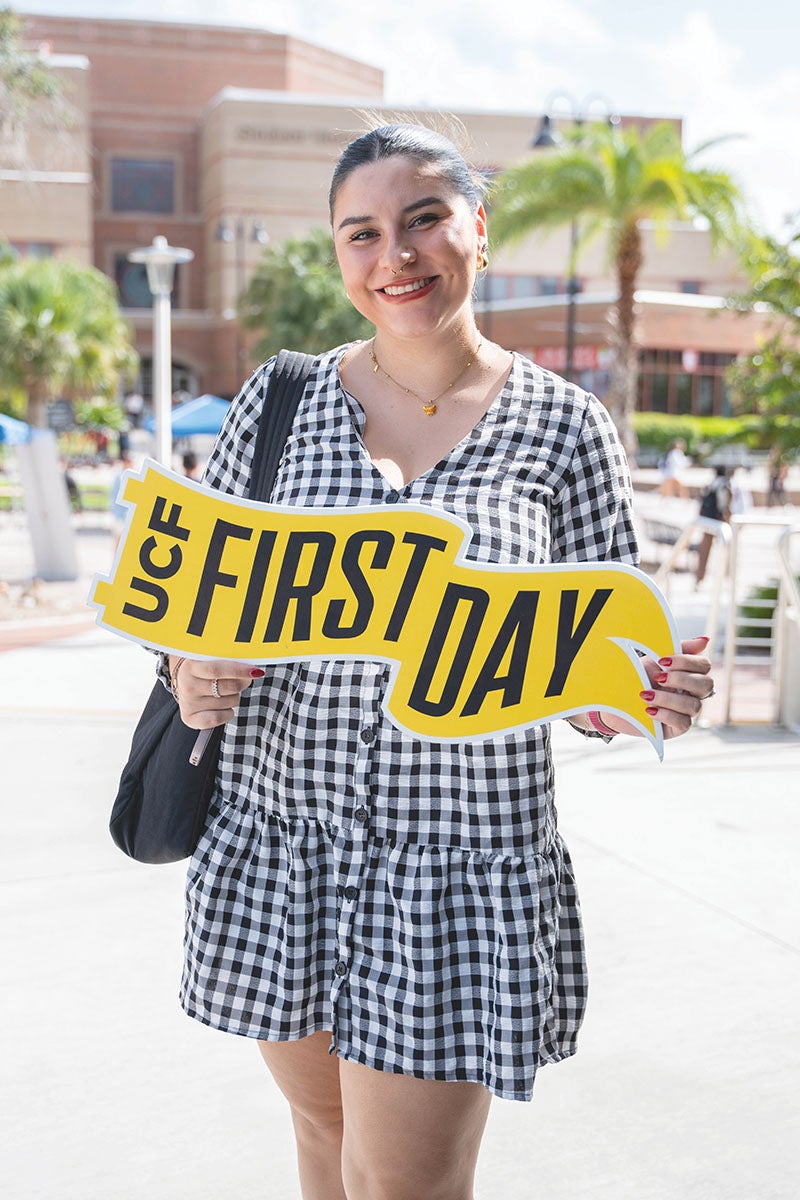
[123, 390, 144, 430]
[729, 465, 753, 516]
[658, 438, 692, 498]
[767, 452, 789, 508]
[181, 450, 202, 480]
[695, 464, 732, 587]
[158, 122, 715, 1200]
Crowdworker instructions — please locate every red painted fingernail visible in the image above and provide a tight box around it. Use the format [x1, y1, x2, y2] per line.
[658, 657, 673, 667]
[250, 668, 265, 678]
[654, 672, 669, 684]
[640, 690, 655, 702]
[645, 706, 659, 716]
[694, 635, 710, 644]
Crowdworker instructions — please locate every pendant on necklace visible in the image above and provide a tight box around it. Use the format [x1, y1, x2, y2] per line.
[422, 403, 437, 417]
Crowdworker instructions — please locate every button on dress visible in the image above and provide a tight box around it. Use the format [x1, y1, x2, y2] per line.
[179, 347, 638, 1101]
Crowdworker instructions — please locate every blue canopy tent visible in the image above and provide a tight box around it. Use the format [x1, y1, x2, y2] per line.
[144, 394, 230, 438]
[0, 412, 31, 445]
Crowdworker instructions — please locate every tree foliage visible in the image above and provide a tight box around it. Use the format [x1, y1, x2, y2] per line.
[239, 227, 373, 362]
[0, 255, 138, 426]
[73, 396, 127, 433]
[0, 8, 62, 144]
[489, 120, 747, 456]
[727, 224, 800, 463]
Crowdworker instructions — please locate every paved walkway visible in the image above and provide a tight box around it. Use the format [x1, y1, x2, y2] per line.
[1, 626, 798, 1199]
[1, 493, 799, 1198]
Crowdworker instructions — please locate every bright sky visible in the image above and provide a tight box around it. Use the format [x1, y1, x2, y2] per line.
[18, 1, 800, 235]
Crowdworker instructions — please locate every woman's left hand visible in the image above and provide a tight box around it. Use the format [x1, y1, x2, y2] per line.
[600, 636, 715, 740]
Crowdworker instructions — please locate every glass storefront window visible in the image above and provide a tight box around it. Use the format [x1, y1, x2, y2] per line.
[651, 373, 669, 412]
[676, 373, 693, 414]
[696, 376, 715, 416]
[721, 379, 733, 417]
[639, 348, 736, 416]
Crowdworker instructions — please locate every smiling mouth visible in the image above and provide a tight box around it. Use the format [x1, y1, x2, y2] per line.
[381, 276, 436, 297]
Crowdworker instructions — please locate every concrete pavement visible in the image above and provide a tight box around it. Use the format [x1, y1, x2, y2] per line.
[1, 514, 799, 1198]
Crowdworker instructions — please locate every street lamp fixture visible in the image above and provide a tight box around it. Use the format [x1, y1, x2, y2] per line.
[215, 216, 270, 378]
[531, 95, 618, 383]
[127, 235, 194, 467]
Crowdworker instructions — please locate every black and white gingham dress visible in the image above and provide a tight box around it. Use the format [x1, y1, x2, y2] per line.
[178, 346, 638, 1101]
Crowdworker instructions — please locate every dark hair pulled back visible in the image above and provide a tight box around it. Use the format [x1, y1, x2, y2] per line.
[329, 123, 484, 219]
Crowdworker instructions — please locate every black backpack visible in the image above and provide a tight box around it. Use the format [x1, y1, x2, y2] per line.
[699, 479, 729, 521]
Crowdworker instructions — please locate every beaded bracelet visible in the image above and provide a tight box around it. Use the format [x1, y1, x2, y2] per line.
[587, 710, 618, 737]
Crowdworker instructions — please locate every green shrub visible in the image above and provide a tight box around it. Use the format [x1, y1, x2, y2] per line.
[736, 577, 800, 649]
[737, 580, 778, 644]
[632, 412, 762, 460]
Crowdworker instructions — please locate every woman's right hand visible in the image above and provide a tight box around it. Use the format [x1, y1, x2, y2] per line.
[168, 656, 264, 729]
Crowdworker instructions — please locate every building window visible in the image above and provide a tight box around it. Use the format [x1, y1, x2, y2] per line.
[10, 241, 55, 258]
[511, 276, 537, 300]
[537, 276, 560, 296]
[679, 281, 701, 294]
[114, 254, 182, 309]
[476, 274, 566, 302]
[111, 158, 175, 214]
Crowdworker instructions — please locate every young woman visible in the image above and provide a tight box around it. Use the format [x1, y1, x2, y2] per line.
[167, 124, 714, 1200]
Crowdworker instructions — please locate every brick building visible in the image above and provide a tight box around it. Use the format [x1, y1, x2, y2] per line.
[0, 13, 769, 412]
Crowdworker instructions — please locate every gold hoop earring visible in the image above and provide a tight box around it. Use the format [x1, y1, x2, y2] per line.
[477, 244, 489, 273]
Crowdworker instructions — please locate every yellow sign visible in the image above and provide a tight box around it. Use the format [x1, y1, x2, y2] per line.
[90, 461, 680, 755]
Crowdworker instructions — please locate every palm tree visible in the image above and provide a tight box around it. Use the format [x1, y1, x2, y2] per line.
[489, 120, 746, 455]
[0, 256, 138, 426]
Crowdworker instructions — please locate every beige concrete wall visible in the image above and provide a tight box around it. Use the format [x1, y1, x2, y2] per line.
[202, 95, 746, 311]
[0, 56, 93, 264]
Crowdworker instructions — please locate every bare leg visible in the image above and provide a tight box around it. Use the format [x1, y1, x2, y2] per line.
[339, 1058, 492, 1200]
[258, 1031, 346, 1200]
[695, 531, 713, 584]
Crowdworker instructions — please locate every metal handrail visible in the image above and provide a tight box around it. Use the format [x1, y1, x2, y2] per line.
[722, 515, 799, 725]
[776, 526, 800, 611]
[774, 527, 800, 729]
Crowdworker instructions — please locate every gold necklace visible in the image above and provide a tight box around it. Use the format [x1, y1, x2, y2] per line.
[369, 340, 483, 416]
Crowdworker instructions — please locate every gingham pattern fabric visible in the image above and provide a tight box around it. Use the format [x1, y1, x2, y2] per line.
[178, 346, 638, 1101]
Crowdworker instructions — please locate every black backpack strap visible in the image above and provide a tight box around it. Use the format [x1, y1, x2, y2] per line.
[248, 349, 316, 502]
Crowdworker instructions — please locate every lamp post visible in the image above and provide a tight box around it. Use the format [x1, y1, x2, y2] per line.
[128, 235, 194, 466]
[215, 216, 269, 379]
[531, 95, 617, 383]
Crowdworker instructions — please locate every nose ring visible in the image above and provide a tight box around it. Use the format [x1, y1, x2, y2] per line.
[390, 263, 407, 277]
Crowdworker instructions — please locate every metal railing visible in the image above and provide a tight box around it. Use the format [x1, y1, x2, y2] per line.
[647, 511, 800, 728]
[774, 527, 800, 730]
[720, 515, 800, 726]
[653, 516, 731, 659]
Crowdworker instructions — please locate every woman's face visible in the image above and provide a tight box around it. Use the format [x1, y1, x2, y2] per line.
[331, 155, 486, 342]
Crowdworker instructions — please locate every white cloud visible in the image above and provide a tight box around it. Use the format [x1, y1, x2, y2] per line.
[628, 11, 800, 231]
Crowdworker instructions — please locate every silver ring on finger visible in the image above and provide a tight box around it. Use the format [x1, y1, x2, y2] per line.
[211, 677, 220, 699]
